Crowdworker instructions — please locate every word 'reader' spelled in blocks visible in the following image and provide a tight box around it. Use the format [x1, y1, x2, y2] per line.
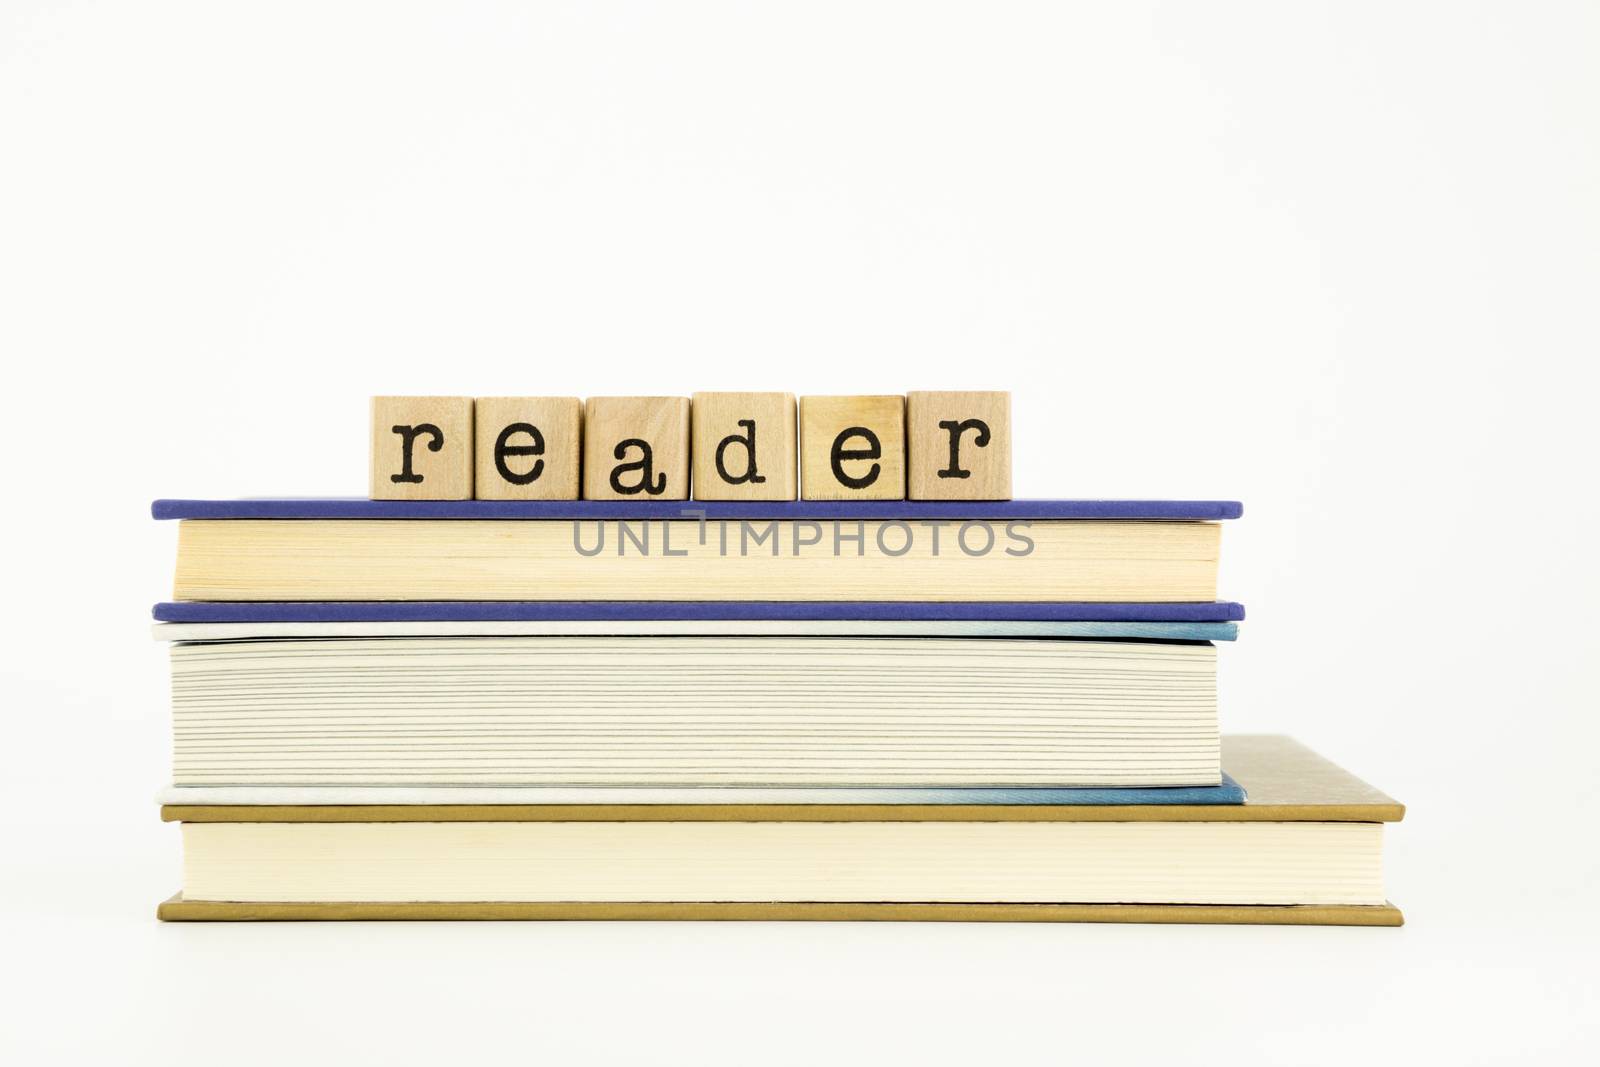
[582, 397, 692, 500]
[370, 396, 475, 500]
[474, 397, 583, 500]
[906, 391, 1012, 500]
[367, 392, 1014, 502]
[798, 396, 906, 500]
[690, 392, 797, 500]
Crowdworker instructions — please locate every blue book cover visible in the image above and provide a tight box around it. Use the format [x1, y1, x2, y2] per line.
[152, 498, 1243, 521]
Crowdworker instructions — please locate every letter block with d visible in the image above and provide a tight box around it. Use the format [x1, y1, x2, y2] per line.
[369, 396, 474, 500]
[690, 392, 797, 500]
[474, 397, 582, 500]
[798, 395, 906, 500]
[906, 391, 1011, 500]
[582, 397, 691, 500]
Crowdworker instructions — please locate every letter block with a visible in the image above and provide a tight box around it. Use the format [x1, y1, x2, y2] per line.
[798, 395, 906, 500]
[369, 396, 474, 500]
[690, 392, 797, 500]
[474, 397, 582, 500]
[582, 397, 692, 500]
[906, 391, 1012, 500]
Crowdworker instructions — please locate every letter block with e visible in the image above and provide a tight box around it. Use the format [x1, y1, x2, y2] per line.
[690, 392, 797, 500]
[906, 391, 1012, 501]
[582, 397, 692, 500]
[369, 396, 474, 500]
[474, 397, 582, 500]
[798, 396, 906, 500]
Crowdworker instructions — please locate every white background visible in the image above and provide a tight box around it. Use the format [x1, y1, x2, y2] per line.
[3, 2, 1597, 1062]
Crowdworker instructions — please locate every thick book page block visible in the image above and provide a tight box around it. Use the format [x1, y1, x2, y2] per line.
[170, 819, 1386, 907]
[581, 397, 691, 500]
[168, 519, 1224, 601]
[369, 396, 474, 500]
[799, 395, 906, 500]
[162, 636, 1219, 788]
[474, 397, 582, 500]
[691, 392, 797, 500]
[906, 391, 1012, 500]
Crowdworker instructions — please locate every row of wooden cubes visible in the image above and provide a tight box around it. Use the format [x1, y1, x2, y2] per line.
[371, 393, 1011, 501]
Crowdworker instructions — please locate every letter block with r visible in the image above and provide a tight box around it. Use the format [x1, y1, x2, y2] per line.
[906, 391, 1011, 500]
[369, 396, 475, 500]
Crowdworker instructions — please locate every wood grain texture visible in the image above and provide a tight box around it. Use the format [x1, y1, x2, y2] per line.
[368, 396, 474, 500]
[581, 397, 691, 500]
[473, 397, 582, 500]
[690, 392, 797, 500]
[799, 395, 906, 500]
[907, 391, 1012, 500]
[157, 895, 1403, 926]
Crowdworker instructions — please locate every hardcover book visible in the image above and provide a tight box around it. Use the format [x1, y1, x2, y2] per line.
[155, 499, 1238, 603]
[158, 735, 1404, 925]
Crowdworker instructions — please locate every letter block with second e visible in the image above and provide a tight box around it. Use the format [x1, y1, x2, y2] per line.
[370, 396, 474, 500]
[907, 391, 1012, 500]
[691, 392, 797, 500]
[582, 397, 692, 500]
[799, 396, 906, 500]
[474, 397, 583, 500]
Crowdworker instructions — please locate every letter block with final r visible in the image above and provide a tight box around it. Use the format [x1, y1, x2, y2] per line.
[582, 397, 692, 500]
[474, 397, 582, 500]
[690, 392, 797, 500]
[907, 391, 1012, 500]
[369, 396, 474, 500]
[798, 395, 906, 500]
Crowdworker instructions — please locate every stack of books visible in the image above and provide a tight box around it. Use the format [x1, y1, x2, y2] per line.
[152, 496, 1403, 924]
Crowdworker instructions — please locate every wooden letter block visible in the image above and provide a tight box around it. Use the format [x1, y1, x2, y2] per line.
[582, 397, 691, 500]
[690, 392, 797, 500]
[906, 391, 1012, 500]
[474, 397, 582, 500]
[798, 396, 906, 500]
[369, 396, 474, 500]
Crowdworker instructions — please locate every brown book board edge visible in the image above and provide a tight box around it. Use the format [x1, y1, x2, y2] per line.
[157, 896, 1403, 926]
[161, 802, 1404, 823]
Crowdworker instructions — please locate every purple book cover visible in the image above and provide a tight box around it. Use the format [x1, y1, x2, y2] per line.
[152, 600, 1245, 624]
[152, 498, 1243, 521]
